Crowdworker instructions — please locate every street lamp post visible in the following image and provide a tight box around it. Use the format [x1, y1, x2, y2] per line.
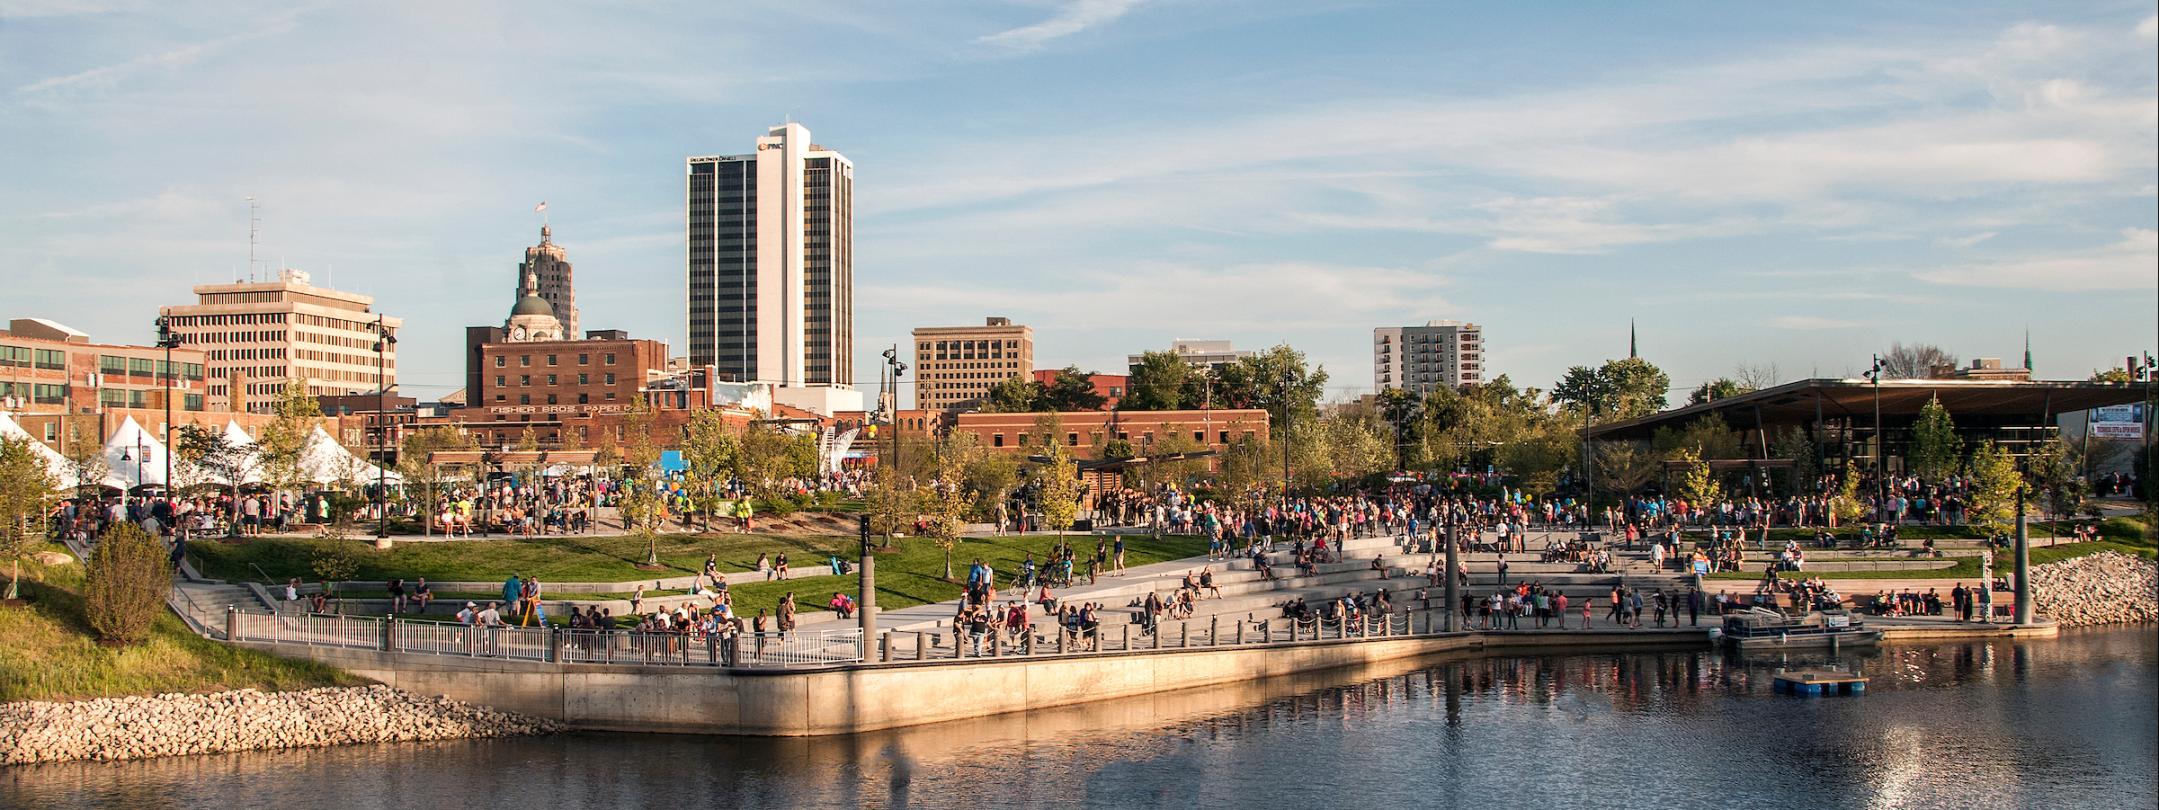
[1279, 370, 1295, 511]
[373, 316, 396, 540]
[1443, 498, 1458, 631]
[1865, 354, 1886, 520]
[156, 315, 180, 521]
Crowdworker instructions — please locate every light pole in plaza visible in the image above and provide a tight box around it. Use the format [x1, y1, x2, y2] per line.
[1864, 354, 1886, 514]
[156, 314, 180, 516]
[372, 315, 396, 540]
[1443, 498, 1459, 631]
[864, 346, 906, 660]
[1278, 369, 1295, 511]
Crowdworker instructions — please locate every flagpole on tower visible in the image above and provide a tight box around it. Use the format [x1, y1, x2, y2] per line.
[536, 200, 549, 230]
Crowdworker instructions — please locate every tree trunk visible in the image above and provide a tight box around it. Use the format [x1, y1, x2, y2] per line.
[943, 546, 953, 582]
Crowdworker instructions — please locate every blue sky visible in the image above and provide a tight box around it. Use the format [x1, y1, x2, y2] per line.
[4, 0, 2155, 404]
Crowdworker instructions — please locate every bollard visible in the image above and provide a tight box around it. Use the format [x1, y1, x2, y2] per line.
[383, 616, 395, 652]
[915, 631, 927, 661]
[1209, 617, 1219, 647]
[1180, 622, 1189, 648]
[1121, 624, 1130, 651]
[880, 632, 892, 663]
[1058, 628, 1067, 655]
[1236, 621, 1246, 645]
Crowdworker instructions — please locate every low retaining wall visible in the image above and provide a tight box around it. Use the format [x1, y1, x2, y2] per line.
[0, 684, 557, 765]
[247, 629, 1705, 737]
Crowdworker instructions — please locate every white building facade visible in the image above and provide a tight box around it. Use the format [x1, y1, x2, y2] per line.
[1373, 321, 1482, 395]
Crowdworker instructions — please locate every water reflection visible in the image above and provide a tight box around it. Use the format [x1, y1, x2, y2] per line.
[5, 629, 2151, 810]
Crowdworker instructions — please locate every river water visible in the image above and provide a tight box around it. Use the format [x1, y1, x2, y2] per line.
[5, 628, 2152, 810]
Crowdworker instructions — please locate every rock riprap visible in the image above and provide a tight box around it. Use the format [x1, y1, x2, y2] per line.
[0, 684, 557, 765]
[2031, 551, 2158, 627]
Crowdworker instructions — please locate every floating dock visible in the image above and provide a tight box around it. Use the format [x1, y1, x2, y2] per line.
[1773, 669, 1868, 696]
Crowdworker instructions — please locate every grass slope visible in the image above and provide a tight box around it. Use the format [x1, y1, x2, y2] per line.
[0, 546, 361, 703]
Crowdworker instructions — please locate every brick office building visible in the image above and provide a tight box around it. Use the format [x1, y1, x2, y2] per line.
[951, 408, 1268, 458]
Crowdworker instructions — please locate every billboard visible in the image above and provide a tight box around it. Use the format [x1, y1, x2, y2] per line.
[2090, 404, 2146, 440]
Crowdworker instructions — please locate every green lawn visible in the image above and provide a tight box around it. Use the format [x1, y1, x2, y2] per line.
[190, 530, 854, 586]
[1708, 515, 2154, 582]
[0, 546, 364, 702]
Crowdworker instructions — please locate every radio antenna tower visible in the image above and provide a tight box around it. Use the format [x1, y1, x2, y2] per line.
[246, 196, 261, 282]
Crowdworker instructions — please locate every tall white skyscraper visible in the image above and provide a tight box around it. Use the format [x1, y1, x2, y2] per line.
[686, 122, 854, 396]
[1374, 321, 1483, 395]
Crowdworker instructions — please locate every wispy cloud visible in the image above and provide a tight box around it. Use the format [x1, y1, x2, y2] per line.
[1771, 315, 1859, 330]
[15, 15, 299, 95]
[978, 0, 1146, 51]
[1916, 228, 2159, 291]
[1936, 231, 1998, 248]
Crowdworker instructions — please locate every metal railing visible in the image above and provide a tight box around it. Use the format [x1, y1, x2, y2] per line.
[220, 603, 1464, 671]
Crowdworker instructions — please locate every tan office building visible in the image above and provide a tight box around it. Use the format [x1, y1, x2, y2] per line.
[162, 268, 402, 413]
[913, 317, 1033, 411]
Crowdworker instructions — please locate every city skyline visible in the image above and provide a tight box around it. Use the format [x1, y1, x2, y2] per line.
[5, 2, 2155, 405]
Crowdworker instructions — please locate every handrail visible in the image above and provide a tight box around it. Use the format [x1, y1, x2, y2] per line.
[248, 562, 278, 587]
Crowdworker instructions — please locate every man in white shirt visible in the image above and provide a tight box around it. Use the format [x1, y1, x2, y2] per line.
[457, 601, 478, 625]
[476, 602, 504, 627]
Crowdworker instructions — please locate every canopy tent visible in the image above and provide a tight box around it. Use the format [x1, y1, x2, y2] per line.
[216, 420, 266, 485]
[297, 425, 402, 487]
[0, 412, 86, 491]
[101, 415, 170, 490]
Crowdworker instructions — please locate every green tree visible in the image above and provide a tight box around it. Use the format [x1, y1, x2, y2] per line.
[613, 400, 666, 565]
[256, 379, 324, 495]
[1964, 440, 2021, 534]
[1594, 442, 1660, 496]
[1907, 395, 1962, 480]
[0, 436, 59, 599]
[1124, 351, 1192, 411]
[82, 523, 170, 645]
[1038, 366, 1107, 411]
[1688, 378, 1750, 405]
[2088, 368, 2133, 384]
[1035, 441, 1082, 536]
[981, 375, 1044, 413]
[1213, 344, 1329, 435]
[1671, 446, 1723, 507]
[923, 435, 978, 580]
[1830, 462, 1867, 525]
[1376, 387, 1421, 471]
[1651, 416, 1745, 460]
[680, 409, 740, 531]
[2023, 438, 2086, 522]
[1553, 357, 1670, 420]
[397, 425, 477, 535]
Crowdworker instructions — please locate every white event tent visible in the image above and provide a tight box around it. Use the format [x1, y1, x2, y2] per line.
[0, 412, 84, 491]
[101, 415, 169, 490]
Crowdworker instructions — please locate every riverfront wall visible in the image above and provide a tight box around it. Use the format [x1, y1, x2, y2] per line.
[247, 630, 1703, 736]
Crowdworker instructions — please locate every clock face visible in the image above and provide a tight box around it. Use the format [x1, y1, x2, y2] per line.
[512, 327, 526, 340]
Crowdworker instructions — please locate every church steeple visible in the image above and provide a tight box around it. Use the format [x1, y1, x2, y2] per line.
[1629, 319, 1638, 360]
[2023, 329, 2033, 374]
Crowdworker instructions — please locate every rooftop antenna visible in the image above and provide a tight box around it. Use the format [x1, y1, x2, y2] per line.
[246, 196, 261, 282]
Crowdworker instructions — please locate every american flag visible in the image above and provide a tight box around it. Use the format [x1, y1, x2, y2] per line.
[534, 201, 547, 212]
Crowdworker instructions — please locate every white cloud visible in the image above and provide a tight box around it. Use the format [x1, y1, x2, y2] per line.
[1916, 228, 2159, 290]
[1771, 315, 1859, 330]
[978, 0, 1146, 51]
[2138, 15, 2156, 39]
[1936, 231, 1999, 248]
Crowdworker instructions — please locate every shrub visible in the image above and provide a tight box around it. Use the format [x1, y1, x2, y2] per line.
[82, 523, 172, 645]
[310, 543, 361, 592]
